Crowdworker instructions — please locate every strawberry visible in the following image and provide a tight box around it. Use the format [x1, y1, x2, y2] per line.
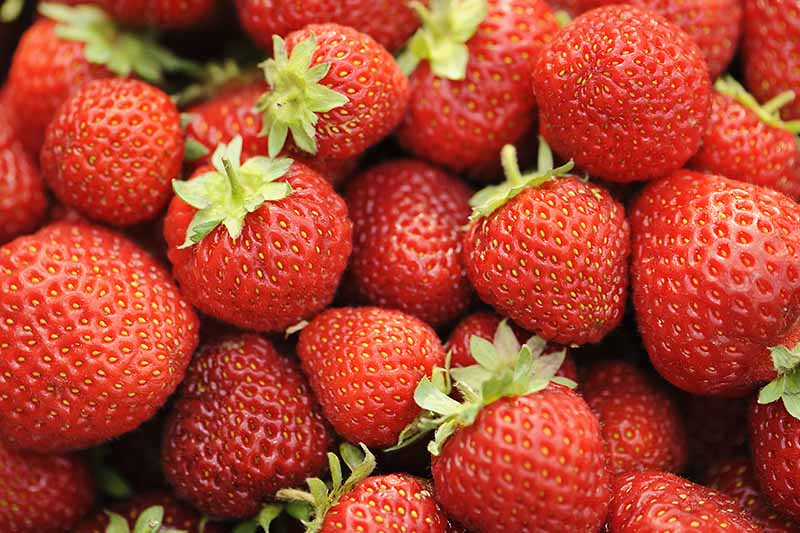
[463, 142, 630, 346]
[0, 223, 199, 452]
[344, 160, 474, 327]
[609, 471, 761, 532]
[689, 76, 800, 199]
[743, 0, 800, 121]
[396, 0, 560, 174]
[706, 456, 800, 532]
[631, 170, 800, 396]
[582, 360, 687, 475]
[533, 4, 711, 183]
[40, 78, 183, 227]
[162, 333, 332, 519]
[296, 306, 446, 449]
[0, 441, 95, 532]
[234, 0, 423, 52]
[52, 0, 216, 27]
[163, 137, 352, 333]
[567, 0, 742, 80]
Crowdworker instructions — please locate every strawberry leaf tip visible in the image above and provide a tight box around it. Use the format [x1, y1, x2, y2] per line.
[104, 505, 188, 533]
[0, 0, 23, 22]
[758, 343, 800, 420]
[715, 75, 800, 134]
[257, 34, 349, 158]
[173, 135, 294, 248]
[233, 504, 283, 533]
[397, 0, 489, 80]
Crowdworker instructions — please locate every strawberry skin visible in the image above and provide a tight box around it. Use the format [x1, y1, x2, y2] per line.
[609, 471, 761, 532]
[533, 5, 711, 183]
[0, 442, 95, 532]
[631, 171, 800, 395]
[464, 176, 630, 346]
[0, 223, 199, 452]
[163, 334, 332, 519]
[344, 160, 474, 327]
[53, 0, 216, 27]
[41, 78, 183, 227]
[297, 307, 446, 449]
[432, 385, 610, 532]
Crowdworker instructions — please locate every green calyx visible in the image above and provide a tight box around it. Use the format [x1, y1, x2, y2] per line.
[275, 443, 377, 533]
[173, 135, 293, 248]
[468, 138, 575, 221]
[232, 504, 284, 533]
[758, 343, 800, 420]
[1, 0, 24, 22]
[397, 0, 488, 80]
[715, 75, 800, 134]
[172, 59, 261, 108]
[39, 3, 200, 83]
[89, 445, 133, 500]
[105, 506, 187, 533]
[256, 34, 349, 158]
[391, 320, 576, 456]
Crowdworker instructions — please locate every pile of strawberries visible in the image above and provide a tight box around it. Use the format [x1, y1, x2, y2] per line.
[1, 0, 800, 531]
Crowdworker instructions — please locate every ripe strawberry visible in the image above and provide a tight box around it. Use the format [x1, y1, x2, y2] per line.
[297, 306, 446, 449]
[463, 143, 630, 346]
[582, 360, 687, 475]
[743, 0, 800, 121]
[396, 0, 560, 174]
[609, 471, 761, 532]
[40, 78, 183, 227]
[344, 160, 474, 327]
[234, 0, 423, 52]
[163, 333, 332, 519]
[533, 4, 711, 183]
[53, 0, 216, 27]
[0, 441, 95, 532]
[706, 456, 800, 532]
[163, 137, 352, 333]
[631, 170, 800, 395]
[689, 77, 800, 199]
[0, 223, 199, 452]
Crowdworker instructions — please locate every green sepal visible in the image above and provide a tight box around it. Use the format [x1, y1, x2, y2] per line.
[173, 135, 294, 248]
[87, 445, 133, 500]
[233, 504, 283, 533]
[172, 59, 261, 108]
[1, 0, 23, 22]
[39, 2, 201, 83]
[185, 137, 211, 161]
[715, 75, 800, 134]
[256, 34, 349, 158]
[758, 343, 800, 420]
[468, 139, 575, 221]
[397, 0, 488, 80]
[105, 511, 132, 533]
[105, 505, 188, 533]
[554, 10, 572, 28]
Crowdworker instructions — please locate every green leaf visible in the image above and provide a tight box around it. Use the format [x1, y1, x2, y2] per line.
[493, 319, 521, 364]
[328, 452, 343, 492]
[257, 504, 283, 532]
[232, 519, 259, 533]
[769, 344, 800, 375]
[551, 376, 578, 389]
[132, 506, 164, 533]
[104, 511, 131, 533]
[759, 376, 786, 405]
[93, 464, 133, 499]
[715, 76, 799, 133]
[783, 394, 800, 420]
[1, 0, 24, 22]
[469, 335, 500, 371]
[185, 137, 210, 161]
[414, 377, 463, 416]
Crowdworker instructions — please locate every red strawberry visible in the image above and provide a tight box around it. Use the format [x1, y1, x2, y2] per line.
[533, 4, 711, 183]
[609, 471, 761, 532]
[52, 0, 216, 27]
[234, 0, 423, 52]
[463, 143, 630, 346]
[689, 77, 800, 199]
[582, 360, 687, 475]
[396, 0, 560, 174]
[163, 333, 332, 519]
[296, 306, 446, 449]
[706, 456, 800, 533]
[0, 441, 95, 532]
[164, 137, 352, 333]
[0, 223, 199, 452]
[40, 78, 183, 227]
[631, 170, 800, 395]
[344, 160, 474, 327]
[743, 0, 800, 121]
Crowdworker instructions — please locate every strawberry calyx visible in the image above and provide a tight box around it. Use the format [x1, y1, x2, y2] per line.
[715, 76, 800, 135]
[256, 34, 349, 158]
[172, 135, 294, 248]
[172, 59, 261, 109]
[1, 0, 24, 22]
[232, 504, 283, 533]
[468, 138, 575, 221]
[758, 343, 800, 420]
[397, 0, 488, 80]
[38, 3, 201, 83]
[105, 505, 187, 533]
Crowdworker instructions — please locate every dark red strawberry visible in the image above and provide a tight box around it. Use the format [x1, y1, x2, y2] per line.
[582, 360, 687, 475]
[0, 441, 95, 532]
[297, 306, 446, 449]
[0, 223, 199, 452]
[631, 170, 800, 395]
[690, 76, 800, 199]
[609, 471, 761, 532]
[163, 333, 332, 519]
[706, 456, 800, 532]
[533, 4, 711, 183]
[344, 159, 473, 327]
[164, 137, 352, 333]
[463, 143, 630, 346]
[396, 0, 560, 174]
[53, 0, 216, 27]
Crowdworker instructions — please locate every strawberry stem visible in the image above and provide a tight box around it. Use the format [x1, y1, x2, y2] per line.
[715, 75, 800, 134]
